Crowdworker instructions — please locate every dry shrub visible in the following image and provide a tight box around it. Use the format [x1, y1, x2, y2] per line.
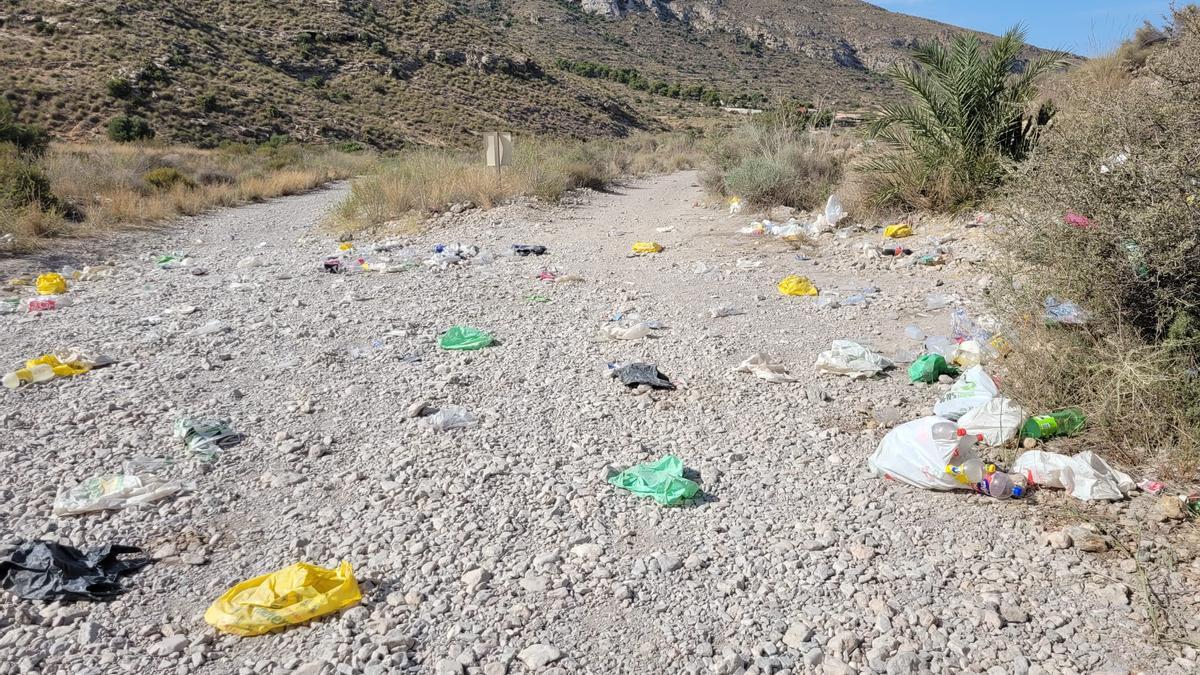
[330, 132, 703, 231]
[705, 113, 850, 210]
[992, 7, 1200, 473]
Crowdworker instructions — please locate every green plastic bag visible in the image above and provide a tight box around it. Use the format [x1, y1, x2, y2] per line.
[608, 455, 699, 506]
[439, 326, 494, 351]
[907, 354, 959, 384]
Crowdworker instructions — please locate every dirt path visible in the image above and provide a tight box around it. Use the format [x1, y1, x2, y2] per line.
[0, 173, 1185, 674]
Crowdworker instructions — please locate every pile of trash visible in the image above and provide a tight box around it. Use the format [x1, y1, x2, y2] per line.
[739, 195, 848, 239]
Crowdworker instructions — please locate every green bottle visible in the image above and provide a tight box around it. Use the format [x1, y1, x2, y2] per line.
[1022, 408, 1086, 439]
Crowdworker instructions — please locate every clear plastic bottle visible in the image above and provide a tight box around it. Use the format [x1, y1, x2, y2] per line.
[984, 472, 1025, 500]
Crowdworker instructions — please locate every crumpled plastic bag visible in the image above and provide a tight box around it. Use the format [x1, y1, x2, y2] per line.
[439, 326, 494, 351]
[1011, 450, 1134, 501]
[0, 541, 152, 601]
[907, 354, 959, 384]
[734, 353, 797, 383]
[815, 340, 893, 378]
[933, 366, 999, 420]
[613, 362, 675, 389]
[53, 474, 182, 516]
[631, 242, 663, 254]
[777, 275, 819, 297]
[1043, 296, 1089, 326]
[868, 416, 973, 491]
[608, 455, 699, 506]
[3, 352, 104, 389]
[958, 397, 1028, 447]
[598, 322, 652, 341]
[36, 273, 68, 296]
[512, 244, 547, 256]
[174, 418, 239, 461]
[204, 561, 362, 636]
[883, 224, 913, 238]
[427, 406, 478, 431]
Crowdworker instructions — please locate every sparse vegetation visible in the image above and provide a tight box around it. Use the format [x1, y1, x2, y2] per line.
[142, 166, 194, 191]
[552, 58, 767, 108]
[993, 7, 1200, 473]
[330, 132, 704, 231]
[702, 109, 851, 210]
[860, 26, 1064, 211]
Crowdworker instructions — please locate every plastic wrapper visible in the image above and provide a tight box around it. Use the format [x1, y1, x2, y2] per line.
[613, 362, 674, 390]
[631, 242, 663, 254]
[958, 397, 1028, 447]
[777, 275, 819, 297]
[204, 561, 362, 636]
[53, 474, 182, 516]
[908, 354, 959, 383]
[1011, 450, 1134, 501]
[439, 326, 494, 351]
[933, 366, 999, 420]
[883, 224, 913, 238]
[608, 456, 699, 506]
[815, 340, 893, 379]
[427, 406, 478, 431]
[35, 273, 67, 296]
[598, 322, 652, 341]
[734, 353, 797, 383]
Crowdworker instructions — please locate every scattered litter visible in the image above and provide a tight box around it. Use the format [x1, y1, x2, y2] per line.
[204, 561, 362, 636]
[53, 474, 182, 516]
[0, 297, 18, 314]
[924, 335, 957, 359]
[1021, 408, 1085, 440]
[598, 322, 652, 341]
[427, 406, 478, 431]
[1138, 479, 1166, 495]
[869, 417, 977, 491]
[512, 244, 547, 256]
[323, 257, 343, 273]
[1064, 212, 1093, 229]
[904, 324, 925, 341]
[815, 340, 893, 379]
[655, 226, 675, 233]
[1100, 152, 1128, 174]
[738, 223, 766, 236]
[777, 275, 818, 297]
[0, 542, 152, 601]
[881, 247, 913, 257]
[933, 366, 999, 420]
[339, 242, 354, 251]
[734, 353, 797, 383]
[728, 196, 743, 215]
[613, 362, 675, 390]
[439, 326, 494, 351]
[608, 455, 699, 506]
[426, 243, 480, 268]
[925, 294, 953, 310]
[1011, 450, 1134, 501]
[236, 256, 260, 269]
[3, 352, 105, 390]
[706, 305, 743, 318]
[631, 242, 664, 255]
[528, 295, 551, 303]
[537, 270, 557, 282]
[958, 397, 1029, 446]
[174, 418, 239, 461]
[1043, 297, 1089, 326]
[735, 258, 762, 270]
[35, 273, 68, 296]
[907, 354, 959, 384]
[883, 224, 913, 238]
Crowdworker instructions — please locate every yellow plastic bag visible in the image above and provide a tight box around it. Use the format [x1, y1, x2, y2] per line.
[777, 275, 819, 297]
[632, 242, 663, 254]
[883, 224, 913, 238]
[36, 273, 67, 296]
[338, 242, 353, 251]
[28, 354, 91, 377]
[204, 561, 361, 636]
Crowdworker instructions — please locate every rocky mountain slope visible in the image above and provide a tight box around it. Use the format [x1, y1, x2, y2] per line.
[1, 0, 1020, 148]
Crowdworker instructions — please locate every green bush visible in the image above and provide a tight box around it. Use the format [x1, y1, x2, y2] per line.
[861, 26, 1064, 211]
[0, 148, 58, 210]
[0, 101, 49, 156]
[142, 167, 193, 191]
[993, 9, 1200, 471]
[106, 115, 155, 142]
[705, 115, 846, 209]
[106, 77, 133, 99]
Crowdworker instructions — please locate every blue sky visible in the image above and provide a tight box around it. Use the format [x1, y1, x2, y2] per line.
[870, 1, 1175, 55]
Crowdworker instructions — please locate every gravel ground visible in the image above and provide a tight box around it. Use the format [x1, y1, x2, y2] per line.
[1, 171, 1197, 675]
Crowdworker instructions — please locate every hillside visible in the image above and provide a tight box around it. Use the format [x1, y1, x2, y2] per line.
[1, 0, 1023, 148]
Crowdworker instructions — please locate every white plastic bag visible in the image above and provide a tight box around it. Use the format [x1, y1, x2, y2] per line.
[824, 194, 846, 226]
[958, 397, 1028, 446]
[427, 406, 478, 432]
[815, 340, 893, 379]
[1010, 450, 1134, 501]
[598, 322, 652, 341]
[53, 474, 181, 516]
[734, 353, 797, 383]
[933, 366, 999, 420]
[868, 416, 975, 490]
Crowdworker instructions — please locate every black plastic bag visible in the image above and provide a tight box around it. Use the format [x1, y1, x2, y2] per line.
[512, 244, 548, 256]
[614, 363, 675, 390]
[0, 541, 152, 601]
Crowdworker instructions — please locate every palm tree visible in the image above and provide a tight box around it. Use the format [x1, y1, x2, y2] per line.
[862, 26, 1066, 210]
